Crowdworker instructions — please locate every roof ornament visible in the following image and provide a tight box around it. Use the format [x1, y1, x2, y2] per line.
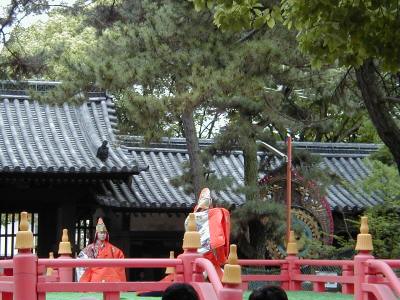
[96, 140, 109, 162]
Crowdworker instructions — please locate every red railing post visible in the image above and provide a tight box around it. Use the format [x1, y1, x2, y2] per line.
[14, 212, 37, 300]
[178, 250, 202, 283]
[57, 229, 73, 282]
[103, 291, 120, 300]
[57, 254, 73, 282]
[180, 213, 202, 283]
[312, 280, 325, 292]
[281, 260, 289, 290]
[285, 231, 301, 291]
[285, 254, 301, 291]
[2, 267, 13, 300]
[192, 260, 204, 283]
[354, 251, 374, 300]
[220, 245, 243, 300]
[342, 264, 354, 294]
[354, 216, 374, 300]
[174, 263, 185, 282]
[14, 251, 38, 300]
[219, 284, 243, 300]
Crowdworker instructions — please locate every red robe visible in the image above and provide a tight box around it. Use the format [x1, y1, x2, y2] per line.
[79, 241, 126, 282]
[187, 207, 230, 278]
[206, 208, 230, 267]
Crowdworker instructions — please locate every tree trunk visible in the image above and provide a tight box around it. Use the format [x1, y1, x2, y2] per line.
[355, 59, 400, 173]
[250, 221, 269, 259]
[236, 222, 268, 259]
[242, 132, 258, 201]
[181, 108, 203, 199]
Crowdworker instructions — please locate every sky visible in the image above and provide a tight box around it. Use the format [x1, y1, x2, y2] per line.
[1, 0, 48, 27]
[0, 0, 77, 31]
[0, 0, 77, 50]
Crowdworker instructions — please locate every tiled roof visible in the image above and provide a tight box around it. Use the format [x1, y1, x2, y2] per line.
[97, 137, 382, 210]
[0, 82, 381, 210]
[295, 142, 382, 209]
[0, 85, 141, 176]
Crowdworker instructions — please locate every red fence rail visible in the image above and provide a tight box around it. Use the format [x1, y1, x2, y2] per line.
[239, 257, 355, 293]
[0, 249, 245, 300]
[3, 211, 400, 300]
[1, 251, 400, 300]
[238, 253, 400, 300]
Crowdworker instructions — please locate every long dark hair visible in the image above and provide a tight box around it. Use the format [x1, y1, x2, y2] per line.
[249, 286, 288, 300]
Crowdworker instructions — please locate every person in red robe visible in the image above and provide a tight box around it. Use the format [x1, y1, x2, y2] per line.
[138, 188, 230, 296]
[77, 218, 126, 282]
[185, 188, 231, 278]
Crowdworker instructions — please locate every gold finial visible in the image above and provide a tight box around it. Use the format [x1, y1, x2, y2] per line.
[62, 229, 69, 242]
[19, 212, 29, 231]
[227, 245, 238, 265]
[286, 231, 298, 255]
[46, 252, 54, 276]
[187, 214, 197, 231]
[165, 251, 175, 274]
[58, 229, 72, 255]
[222, 244, 241, 285]
[15, 212, 34, 250]
[360, 216, 369, 234]
[182, 213, 201, 250]
[355, 216, 373, 251]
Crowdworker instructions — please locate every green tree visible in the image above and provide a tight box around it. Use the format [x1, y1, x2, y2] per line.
[0, 0, 92, 79]
[0, 0, 50, 36]
[361, 155, 400, 258]
[2, 0, 374, 258]
[1, 13, 96, 79]
[282, 1, 400, 173]
[87, 0, 239, 197]
[191, 0, 400, 172]
[4, 1, 378, 144]
[14, 0, 243, 198]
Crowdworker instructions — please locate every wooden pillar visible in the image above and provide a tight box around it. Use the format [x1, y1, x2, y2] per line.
[56, 202, 77, 254]
[37, 207, 57, 258]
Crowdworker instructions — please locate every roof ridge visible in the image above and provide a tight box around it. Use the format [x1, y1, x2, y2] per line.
[118, 135, 381, 153]
[0, 91, 136, 176]
[0, 80, 109, 101]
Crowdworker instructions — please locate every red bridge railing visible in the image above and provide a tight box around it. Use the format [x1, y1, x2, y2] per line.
[239, 258, 355, 293]
[3, 253, 399, 300]
[1, 212, 399, 300]
[1, 212, 244, 300]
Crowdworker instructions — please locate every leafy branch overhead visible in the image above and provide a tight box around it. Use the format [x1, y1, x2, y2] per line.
[190, 0, 282, 30]
[190, 0, 400, 175]
[192, 0, 400, 71]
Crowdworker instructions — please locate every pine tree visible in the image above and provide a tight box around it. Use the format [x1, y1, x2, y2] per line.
[1, 0, 376, 258]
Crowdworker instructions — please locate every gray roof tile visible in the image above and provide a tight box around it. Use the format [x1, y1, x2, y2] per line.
[0, 83, 382, 210]
[0, 92, 141, 175]
[97, 137, 382, 210]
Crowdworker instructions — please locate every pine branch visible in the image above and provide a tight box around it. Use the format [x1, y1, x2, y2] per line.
[235, 29, 258, 44]
[329, 67, 352, 102]
[206, 111, 220, 139]
[385, 96, 400, 104]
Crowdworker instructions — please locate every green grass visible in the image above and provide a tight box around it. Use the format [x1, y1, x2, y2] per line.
[45, 291, 354, 300]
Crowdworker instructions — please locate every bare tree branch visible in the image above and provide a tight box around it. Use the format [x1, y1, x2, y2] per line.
[235, 29, 258, 44]
[330, 67, 352, 102]
[385, 96, 400, 104]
